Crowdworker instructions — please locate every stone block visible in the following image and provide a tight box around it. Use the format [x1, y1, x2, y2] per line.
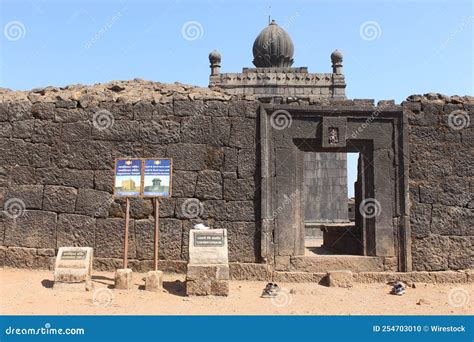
[210, 280, 229, 296]
[166, 144, 207, 171]
[43, 185, 77, 213]
[135, 218, 182, 260]
[214, 222, 257, 262]
[115, 268, 133, 290]
[28, 143, 51, 168]
[237, 148, 256, 178]
[185, 278, 211, 296]
[434, 271, 468, 283]
[223, 176, 254, 200]
[6, 185, 44, 209]
[187, 264, 230, 281]
[229, 262, 272, 281]
[225, 201, 255, 221]
[62, 169, 94, 189]
[185, 264, 229, 296]
[172, 171, 197, 197]
[75, 189, 112, 218]
[412, 235, 450, 271]
[139, 120, 180, 144]
[204, 100, 229, 117]
[145, 270, 163, 292]
[94, 170, 114, 193]
[4, 210, 57, 248]
[95, 218, 136, 259]
[37, 248, 55, 257]
[129, 198, 153, 219]
[223, 147, 238, 172]
[174, 99, 205, 117]
[327, 270, 353, 288]
[273, 271, 314, 283]
[228, 118, 256, 148]
[194, 170, 222, 200]
[275, 256, 291, 271]
[12, 120, 34, 138]
[188, 229, 228, 265]
[57, 214, 95, 247]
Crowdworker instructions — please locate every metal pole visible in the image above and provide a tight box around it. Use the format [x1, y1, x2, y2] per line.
[123, 197, 130, 269]
[154, 198, 160, 271]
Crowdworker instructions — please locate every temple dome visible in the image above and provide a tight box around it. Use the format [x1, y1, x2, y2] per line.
[252, 20, 294, 68]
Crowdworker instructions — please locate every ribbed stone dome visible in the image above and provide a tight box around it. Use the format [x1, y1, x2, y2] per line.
[252, 20, 294, 68]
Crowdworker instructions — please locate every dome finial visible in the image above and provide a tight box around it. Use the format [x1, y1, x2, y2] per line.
[331, 49, 343, 74]
[209, 49, 221, 76]
[252, 20, 294, 68]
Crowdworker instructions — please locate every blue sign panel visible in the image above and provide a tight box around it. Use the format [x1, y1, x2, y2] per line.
[114, 159, 142, 197]
[143, 159, 172, 197]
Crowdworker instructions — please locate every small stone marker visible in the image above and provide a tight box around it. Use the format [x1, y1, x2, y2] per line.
[186, 229, 229, 296]
[189, 229, 228, 265]
[115, 268, 133, 290]
[54, 247, 93, 291]
[145, 270, 163, 292]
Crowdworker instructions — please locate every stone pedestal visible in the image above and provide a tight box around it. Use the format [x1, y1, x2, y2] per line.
[186, 229, 229, 296]
[53, 247, 93, 291]
[145, 270, 163, 292]
[115, 268, 133, 290]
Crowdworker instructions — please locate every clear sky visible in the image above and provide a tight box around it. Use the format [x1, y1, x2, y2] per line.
[1, 0, 472, 196]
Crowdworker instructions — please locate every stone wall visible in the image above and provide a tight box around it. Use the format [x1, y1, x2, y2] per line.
[303, 152, 348, 223]
[405, 94, 473, 271]
[0, 80, 261, 271]
[0, 81, 472, 274]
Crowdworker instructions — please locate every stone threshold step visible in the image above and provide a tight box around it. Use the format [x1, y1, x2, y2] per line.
[289, 256, 387, 273]
[272, 270, 473, 284]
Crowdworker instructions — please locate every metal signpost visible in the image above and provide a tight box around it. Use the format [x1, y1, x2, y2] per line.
[114, 158, 172, 271]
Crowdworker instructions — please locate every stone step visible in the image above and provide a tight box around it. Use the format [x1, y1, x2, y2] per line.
[289, 255, 385, 273]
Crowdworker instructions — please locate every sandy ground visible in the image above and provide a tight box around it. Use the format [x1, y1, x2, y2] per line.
[0, 268, 472, 315]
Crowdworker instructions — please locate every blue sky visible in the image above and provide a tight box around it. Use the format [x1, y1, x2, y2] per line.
[1, 0, 472, 196]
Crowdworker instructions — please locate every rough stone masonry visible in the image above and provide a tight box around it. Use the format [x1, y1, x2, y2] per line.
[0, 81, 472, 278]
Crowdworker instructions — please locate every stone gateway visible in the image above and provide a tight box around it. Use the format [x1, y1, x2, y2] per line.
[0, 20, 472, 280]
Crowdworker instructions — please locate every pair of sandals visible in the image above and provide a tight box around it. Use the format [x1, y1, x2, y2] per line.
[391, 281, 406, 295]
[261, 282, 280, 298]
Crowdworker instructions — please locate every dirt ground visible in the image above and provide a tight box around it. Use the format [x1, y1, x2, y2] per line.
[0, 268, 472, 315]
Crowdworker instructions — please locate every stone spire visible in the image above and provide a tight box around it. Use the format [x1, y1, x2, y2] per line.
[252, 20, 294, 68]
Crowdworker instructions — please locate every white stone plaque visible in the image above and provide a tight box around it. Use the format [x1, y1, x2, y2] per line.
[188, 229, 228, 265]
[54, 247, 93, 290]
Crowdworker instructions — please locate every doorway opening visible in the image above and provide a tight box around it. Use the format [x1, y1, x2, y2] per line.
[303, 151, 361, 256]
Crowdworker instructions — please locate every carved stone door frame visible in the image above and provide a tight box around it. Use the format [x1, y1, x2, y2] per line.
[259, 104, 411, 271]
